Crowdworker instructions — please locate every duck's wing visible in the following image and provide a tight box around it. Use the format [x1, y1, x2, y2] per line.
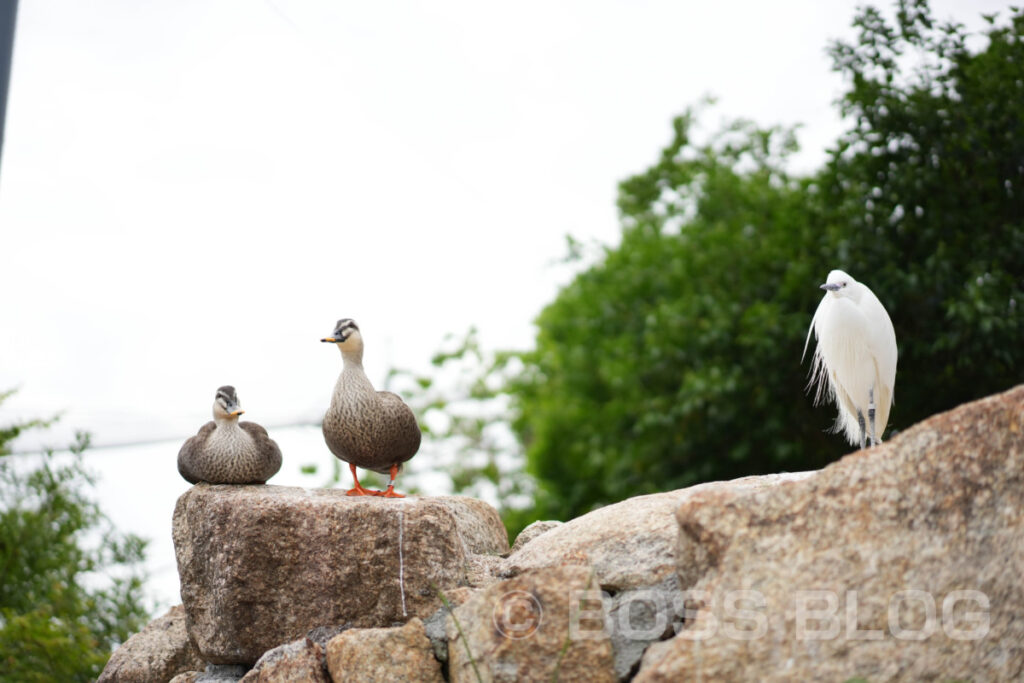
[177, 421, 216, 484]
[240, 421, 283, 481]
[377, 391, 422, 463]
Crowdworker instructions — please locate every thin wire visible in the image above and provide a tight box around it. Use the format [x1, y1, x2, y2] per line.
[5, 420, 323, 457]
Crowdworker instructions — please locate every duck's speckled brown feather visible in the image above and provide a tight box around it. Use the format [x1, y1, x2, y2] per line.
[322, 377, 421, 474]
[177, 420, 282, 485]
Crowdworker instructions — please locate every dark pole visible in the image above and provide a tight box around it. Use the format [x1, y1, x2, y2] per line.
[0, 0, 19, 179]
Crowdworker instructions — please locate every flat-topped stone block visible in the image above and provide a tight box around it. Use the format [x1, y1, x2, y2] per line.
[173, 485, 508, 665]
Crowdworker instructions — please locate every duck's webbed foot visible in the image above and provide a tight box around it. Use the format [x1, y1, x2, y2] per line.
[346, 483, 383, 497]
[346, 464, 383, 496]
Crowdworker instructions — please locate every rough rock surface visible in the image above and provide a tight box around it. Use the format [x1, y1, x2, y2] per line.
[168, 674, 199, 683]
[637, 384, 1024, 682]
[97, 605, 204, 683]
[304, 624, 351, 653]
[173, 487, 508, 665]
[326, 618, 442, 683]
[436, 497, 510, 553]
[501, 472, 812, 591]
[447, 565, 617, 683]
[602, 579, 680, 680]
[500, 471, 810, 679]
[509, 520, 563, 554]
[424, 587, 479, 663]
[194, 665, 248, 682]
[238, 638, 328, 683]
[466, 553, 505, 589]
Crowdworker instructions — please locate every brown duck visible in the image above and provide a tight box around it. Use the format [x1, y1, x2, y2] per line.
[321, 318, 421, 497]
[177, 386, 282, 485]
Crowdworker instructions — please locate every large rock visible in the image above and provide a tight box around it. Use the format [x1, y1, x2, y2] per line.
[637, 385, 1024, 681]
[173, 486, 509, 665]
[325, 617, 443, 682]
[97, 605, 205, 683]
[501, 472, 812, 592]
[446, 565, 617, 683]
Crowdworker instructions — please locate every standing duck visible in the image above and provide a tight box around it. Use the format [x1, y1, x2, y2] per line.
[321, 318, 421, 497]
[177, 386, 282, 485]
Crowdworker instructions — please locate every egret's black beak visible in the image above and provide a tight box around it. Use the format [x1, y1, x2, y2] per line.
[820, 283, 841, 291]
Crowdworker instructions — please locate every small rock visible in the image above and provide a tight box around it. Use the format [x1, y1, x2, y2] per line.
[195, 664, 248, 682]
[238, 638, 328, 683]
[604, 579, 681, 680]
[97, 605, 205, 683]
[509, 520, 563, 554]
[446, 565, 617, 682]
[304, 624, 350, 662]
[424, 587, 480, 663]
[325, 617, 443, 682]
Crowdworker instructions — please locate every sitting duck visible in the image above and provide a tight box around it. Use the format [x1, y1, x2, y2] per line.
[177, 385, 282, 485]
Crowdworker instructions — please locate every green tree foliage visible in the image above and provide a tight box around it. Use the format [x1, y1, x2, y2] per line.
[512, 112, 835, 521]
[0, 390, 150, 682]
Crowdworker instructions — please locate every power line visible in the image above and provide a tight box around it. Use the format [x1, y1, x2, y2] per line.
[4, 420, 323, 457]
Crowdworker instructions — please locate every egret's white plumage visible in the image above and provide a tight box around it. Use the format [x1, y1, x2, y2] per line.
[803, 269, 897, 447]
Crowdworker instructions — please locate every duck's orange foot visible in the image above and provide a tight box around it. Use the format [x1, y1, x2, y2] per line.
[380, 486, 405, 498]
[346, 485, 383, 496]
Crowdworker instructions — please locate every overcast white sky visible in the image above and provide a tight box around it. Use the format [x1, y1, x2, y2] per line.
[0, 0, 1011, 608]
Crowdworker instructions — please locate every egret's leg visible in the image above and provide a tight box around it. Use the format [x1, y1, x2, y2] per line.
[868, 387, 878, 446]
[857, 410, 866, 450]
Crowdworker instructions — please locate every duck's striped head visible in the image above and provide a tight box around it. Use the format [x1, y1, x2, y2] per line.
[321, 318, 361, 344]
[213, 385, 244, 419]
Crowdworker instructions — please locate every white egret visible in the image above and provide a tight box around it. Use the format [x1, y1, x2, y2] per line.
[803, 269, 897, 449]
